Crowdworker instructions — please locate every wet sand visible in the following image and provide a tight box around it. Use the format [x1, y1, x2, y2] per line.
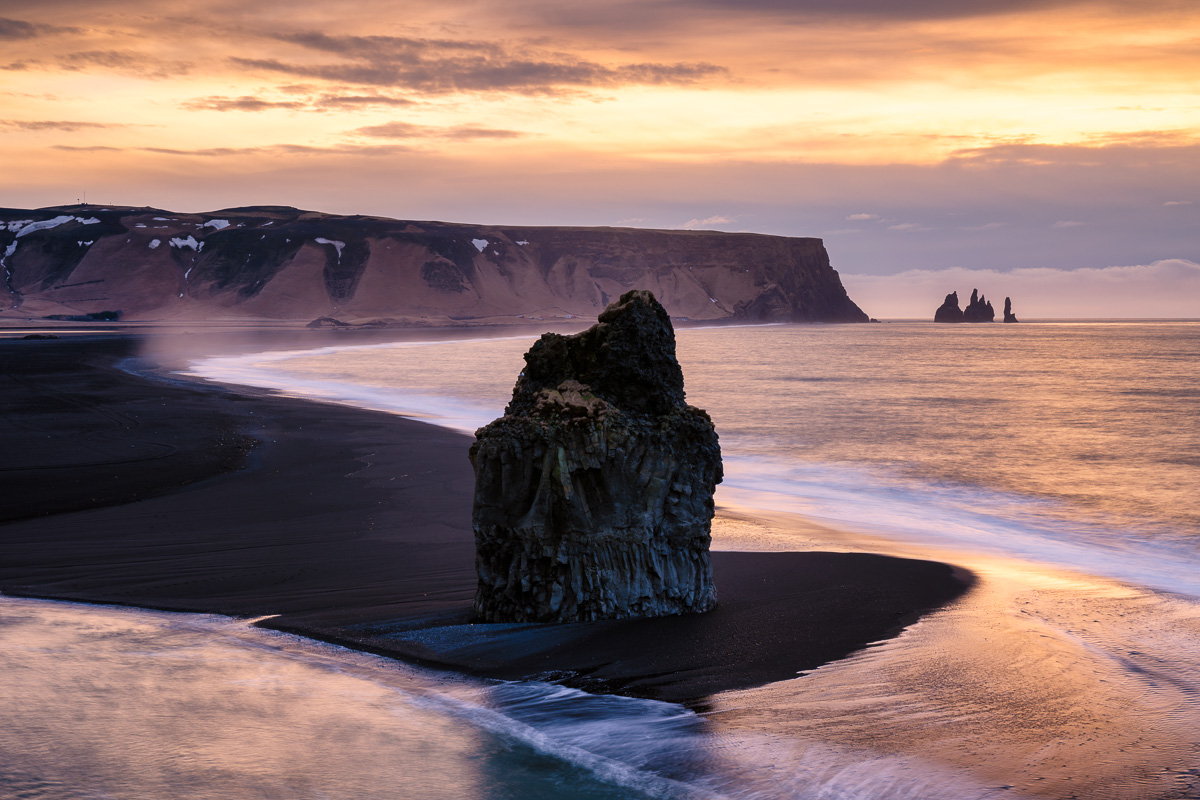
[0, 333, 970, 702]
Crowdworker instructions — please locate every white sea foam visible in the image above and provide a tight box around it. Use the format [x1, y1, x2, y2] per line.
[170, 236, 201, 251]
[186, 323, 1200, 600]
[148, 239, 161, 250]
[471, 238, 488, 252]
[203, 219, 230, 230]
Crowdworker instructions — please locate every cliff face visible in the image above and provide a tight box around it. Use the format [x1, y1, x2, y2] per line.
[0, 204, 868, 325]
[469, 290, 720, 623]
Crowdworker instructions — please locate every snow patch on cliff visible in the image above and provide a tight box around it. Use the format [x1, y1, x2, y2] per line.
[14, 216, 100, 238]
[314, 238, 345, 262]
[170, 236, 202, 251]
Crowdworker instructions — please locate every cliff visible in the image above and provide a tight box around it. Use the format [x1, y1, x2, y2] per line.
[0, 204, 868, 326]
[469, 290, 720, 622]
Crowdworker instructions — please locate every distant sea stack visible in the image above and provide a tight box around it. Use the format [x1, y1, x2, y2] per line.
[934, 289, 998, 323]
[963, 289, 995, 322]
[934, 291, 965, 323]
[1004, 297, 1019, 323]
[0, 205, 868, 326]
[469, 290, 721, 623]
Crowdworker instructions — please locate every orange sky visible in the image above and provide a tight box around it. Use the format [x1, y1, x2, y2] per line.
[2, 0, 1197, 313]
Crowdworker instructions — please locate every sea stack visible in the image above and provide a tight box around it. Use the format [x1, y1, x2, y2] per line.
[1004, 297, 1019, 323]
[934, 291, 965, 322]
[936, 289, 997, 322]
[963, 289, 995, 322]
[469, 290, 721, 623]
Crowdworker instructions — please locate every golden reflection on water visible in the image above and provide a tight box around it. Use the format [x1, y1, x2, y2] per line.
[711, 510, 1200, 799]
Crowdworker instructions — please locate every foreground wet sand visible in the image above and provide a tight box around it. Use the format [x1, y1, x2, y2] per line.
[0, 333, 968, 703]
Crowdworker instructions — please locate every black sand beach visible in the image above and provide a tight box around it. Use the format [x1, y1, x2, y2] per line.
[0, 333, 971, 702]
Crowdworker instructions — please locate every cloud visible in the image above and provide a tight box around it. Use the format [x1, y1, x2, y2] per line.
[846, 212, 879, 220]
[0, 120, 119, 132]
[315, 94, 416, 109]
[352, 121, 525, 140]
[59, 50, 192, 79]
[0, 17, 78, 40]
[888, 222, 934, 231]
[182, 93, 417, 113]
[509, 0, 1103, 32]
[229, 30, 727, 94]
[823, 228, 863, 235]
[1163, 200, 1192, 206]
[1052, 220, 1085, 228]
[181, 96, 307, 112]
[679, 215, 734, 229]
[52, 142, 416, 158]
[841, 259, 1200, 319]
[961, 222, 1007, 230]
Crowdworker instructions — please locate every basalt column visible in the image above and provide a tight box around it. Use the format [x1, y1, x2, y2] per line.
[469, 290, 721, 623]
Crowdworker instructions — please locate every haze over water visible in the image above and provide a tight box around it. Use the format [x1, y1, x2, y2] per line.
[4, 321, 1199, 799]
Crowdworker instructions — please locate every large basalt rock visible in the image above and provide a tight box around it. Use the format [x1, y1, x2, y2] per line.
[469, 290, 721, 623]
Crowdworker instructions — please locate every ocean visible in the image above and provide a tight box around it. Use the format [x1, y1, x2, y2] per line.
[3, 321, 1199, 798]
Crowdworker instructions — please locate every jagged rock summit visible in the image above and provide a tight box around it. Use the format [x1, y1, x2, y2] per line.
[469, 290, 721, 623]
[934, 291, 965, 323]
[963, 289, 995, 322]
[934, 288, 997, 322]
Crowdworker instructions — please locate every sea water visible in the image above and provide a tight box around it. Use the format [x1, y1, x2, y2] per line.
[5, 322, 1200, 799]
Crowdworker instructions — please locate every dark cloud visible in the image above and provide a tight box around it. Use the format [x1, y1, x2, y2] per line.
[278, 31, 501, 59]
[51, 144, 122, 152]
[0, 16, 79, 39]
[232, 54, 725, 93]
[50, 142, 416, 158]
[182, 95, 307, 112]
[518, 0, 1186, 29]
[315, 93, 415, 109]
[231, 31, 726, 94]
[181, 93, 417, 113]
[59, 50, 192, 79]
[661, 0, 1089, 20]
[353, 121, 524, 140]
[1, 120, 120, 131]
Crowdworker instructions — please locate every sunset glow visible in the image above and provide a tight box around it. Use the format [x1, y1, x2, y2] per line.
[2, 0, 1197, 310]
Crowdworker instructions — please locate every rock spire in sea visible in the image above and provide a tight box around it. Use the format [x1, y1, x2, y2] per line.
[468, 290, 721, 623]
[934, 288, 999, 323]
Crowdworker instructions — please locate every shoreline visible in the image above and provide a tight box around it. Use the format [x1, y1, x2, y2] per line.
[0, 332, 972, 703]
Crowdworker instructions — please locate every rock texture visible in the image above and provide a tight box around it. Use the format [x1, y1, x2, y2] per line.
[935, 288, 996, 323]
[0, 204, 868, 326]
[469, 290, 721, 623]
[1003, 297, 1019, 323]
